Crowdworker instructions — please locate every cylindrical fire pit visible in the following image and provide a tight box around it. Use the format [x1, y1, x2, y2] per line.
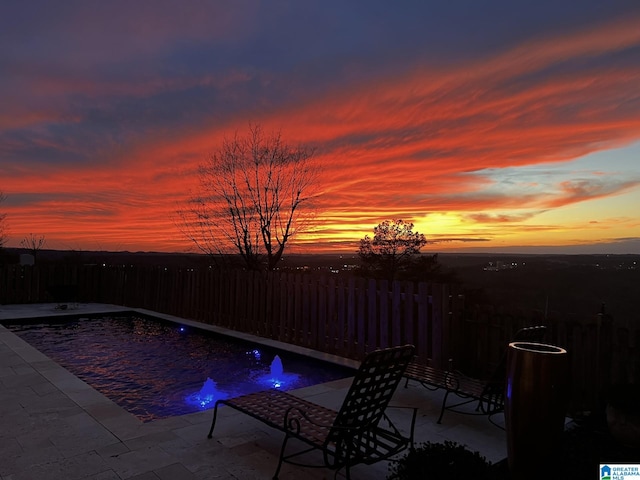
[504, 341, 569, 480]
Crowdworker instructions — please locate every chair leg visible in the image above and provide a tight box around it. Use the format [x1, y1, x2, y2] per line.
[333, 464, 351, 480]
[272, 434, 291, 480]
[207, 403, 220, 438]
[437, 390, 451, 424]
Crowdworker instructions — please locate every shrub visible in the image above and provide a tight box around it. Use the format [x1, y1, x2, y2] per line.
[387, 440, 494, 480]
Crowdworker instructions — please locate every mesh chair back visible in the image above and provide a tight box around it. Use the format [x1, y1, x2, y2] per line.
[329, 344, 415, 439]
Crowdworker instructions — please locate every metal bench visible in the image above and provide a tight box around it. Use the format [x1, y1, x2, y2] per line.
[404, 326, 547, 427]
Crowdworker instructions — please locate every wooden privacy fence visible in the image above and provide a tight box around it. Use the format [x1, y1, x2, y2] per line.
[1, 263, 637, 415]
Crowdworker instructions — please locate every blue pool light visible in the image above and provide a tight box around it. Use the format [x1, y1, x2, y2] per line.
[247, 348, 262, 360]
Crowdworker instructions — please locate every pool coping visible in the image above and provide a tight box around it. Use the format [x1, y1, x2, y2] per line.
[133, 307, 362, 371]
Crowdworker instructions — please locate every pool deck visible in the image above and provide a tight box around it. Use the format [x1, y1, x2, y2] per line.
[0, 303, 508, 480]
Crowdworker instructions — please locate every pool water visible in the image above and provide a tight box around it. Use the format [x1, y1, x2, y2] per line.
[4, 315, 355, 422]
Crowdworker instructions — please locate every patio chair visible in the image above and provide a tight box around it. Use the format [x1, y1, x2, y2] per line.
[207, 344, 417, 480]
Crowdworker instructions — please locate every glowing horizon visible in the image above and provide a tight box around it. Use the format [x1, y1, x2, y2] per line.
[2, 2, 640, 255]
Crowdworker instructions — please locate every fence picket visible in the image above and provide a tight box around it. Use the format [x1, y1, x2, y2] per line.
[367, 279, 377, 353]
[347, 277, 356, 356]
[391, 282, 401, 347]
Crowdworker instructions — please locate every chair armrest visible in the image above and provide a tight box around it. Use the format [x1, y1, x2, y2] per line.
[282, 405, 336, 435]
[385, 405, 419, 427]
[386, 404, 419, 415]
[383, 405, 418, 443]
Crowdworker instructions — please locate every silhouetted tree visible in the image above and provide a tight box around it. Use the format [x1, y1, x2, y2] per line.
[179, 124, 319, 271]
[0, 192, 7, 248]
[357, 219, 427, 283]
[20, 233, 46, 262]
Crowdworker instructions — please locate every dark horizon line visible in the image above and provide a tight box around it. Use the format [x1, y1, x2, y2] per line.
[4, 246, 639, 258]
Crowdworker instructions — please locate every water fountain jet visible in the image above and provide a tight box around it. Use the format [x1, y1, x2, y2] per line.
[256, 354, 300, 389]
[184, 377, 226, 408]
[271, 355, 283, 378]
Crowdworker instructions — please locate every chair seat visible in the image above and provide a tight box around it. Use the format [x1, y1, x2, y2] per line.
[223, 389, 337, 445]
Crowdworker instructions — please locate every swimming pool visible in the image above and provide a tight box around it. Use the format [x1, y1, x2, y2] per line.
[3, 314, 355, 422]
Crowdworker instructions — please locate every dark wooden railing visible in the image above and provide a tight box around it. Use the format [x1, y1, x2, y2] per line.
[1, 263, 637, 415]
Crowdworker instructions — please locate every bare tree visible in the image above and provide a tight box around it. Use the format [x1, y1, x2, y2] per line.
[179, 124, 319, 271]
[358, 219, 428, 283]
[0, 192, 6, 248]
[21, 233, 47, 262]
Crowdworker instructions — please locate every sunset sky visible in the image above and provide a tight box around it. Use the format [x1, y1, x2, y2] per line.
[2, 1, 640, 255]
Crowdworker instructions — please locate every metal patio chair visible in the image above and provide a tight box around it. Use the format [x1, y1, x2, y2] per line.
[207, 344, 417, 480]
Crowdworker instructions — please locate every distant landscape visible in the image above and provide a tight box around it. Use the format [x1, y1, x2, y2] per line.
[2, 248, 638, 324]
[280, 252, 639, 322]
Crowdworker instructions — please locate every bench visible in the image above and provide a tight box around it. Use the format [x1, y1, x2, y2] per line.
[404, 325, 548, 427]
[404, 359, 504, 426]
